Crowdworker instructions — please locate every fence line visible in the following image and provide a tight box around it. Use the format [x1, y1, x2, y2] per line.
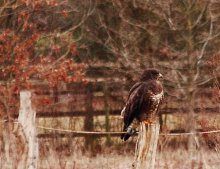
[37, 125, 220, 136]
[1, 120, 220, 136]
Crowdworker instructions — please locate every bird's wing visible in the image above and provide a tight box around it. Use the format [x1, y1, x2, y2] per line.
[120, 82, 142, 117]
[123, 82, 148, 128]
[128, 82, 142, 98]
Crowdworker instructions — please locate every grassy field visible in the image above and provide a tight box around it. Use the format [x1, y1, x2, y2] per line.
[37, 148, 220, 169]
[1, 116, 220, 169]
[1, 131, 220, 169]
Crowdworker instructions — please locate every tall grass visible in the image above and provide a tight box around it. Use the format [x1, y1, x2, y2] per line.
[1, 123, 220, 169]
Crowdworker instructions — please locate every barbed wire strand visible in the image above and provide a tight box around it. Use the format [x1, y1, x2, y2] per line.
[37, 125, 220, 136]
[1, 120, 220, 136]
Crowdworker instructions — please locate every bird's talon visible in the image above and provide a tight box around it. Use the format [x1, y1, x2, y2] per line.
[127, 127, 136, 135]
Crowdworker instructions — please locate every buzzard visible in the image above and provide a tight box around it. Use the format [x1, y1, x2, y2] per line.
[121, 69, 164, 141]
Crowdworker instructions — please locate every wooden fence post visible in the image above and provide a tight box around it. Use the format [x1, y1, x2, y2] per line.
[18, 91, 38, 169]
[133, 122, 160, 169]
[84, 85, 94, 152]
[104, 82, 111, 145]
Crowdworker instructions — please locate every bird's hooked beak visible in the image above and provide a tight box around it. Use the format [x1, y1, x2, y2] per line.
[158, 73, 163, 80]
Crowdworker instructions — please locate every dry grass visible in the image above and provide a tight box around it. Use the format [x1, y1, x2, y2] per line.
[1, 135, 220, 169]
[1, 121, 220, 169]
[36, 148, 220, 169]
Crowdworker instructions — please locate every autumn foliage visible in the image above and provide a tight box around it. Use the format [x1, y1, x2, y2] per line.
[0, 0, 85, 119]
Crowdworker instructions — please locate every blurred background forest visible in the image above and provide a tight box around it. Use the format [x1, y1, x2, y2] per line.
[1, 0, 220, 168]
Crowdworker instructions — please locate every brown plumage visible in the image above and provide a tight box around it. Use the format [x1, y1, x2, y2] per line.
[121, 69, 164, 141]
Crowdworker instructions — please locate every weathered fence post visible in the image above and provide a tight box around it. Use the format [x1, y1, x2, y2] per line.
[84, 84, 94, 152]
[18, 91, 38, 169]
[104, 82, 111, 145]
[133, 122, 160, 169]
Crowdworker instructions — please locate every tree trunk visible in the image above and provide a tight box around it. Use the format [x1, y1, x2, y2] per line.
[133, 122, 160, 169]
[18, 91, 38, 169]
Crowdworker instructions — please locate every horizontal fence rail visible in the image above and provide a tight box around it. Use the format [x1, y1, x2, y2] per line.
[35, 107, 220, 117]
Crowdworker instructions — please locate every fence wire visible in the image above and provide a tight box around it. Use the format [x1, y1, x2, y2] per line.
[1, 120, 220, 136]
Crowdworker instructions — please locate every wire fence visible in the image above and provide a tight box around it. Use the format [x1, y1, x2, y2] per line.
[36, 125, 220, 136]
[1, 120, 220, 136]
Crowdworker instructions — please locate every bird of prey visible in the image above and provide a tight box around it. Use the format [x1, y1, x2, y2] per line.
[121, 69, 164, 141]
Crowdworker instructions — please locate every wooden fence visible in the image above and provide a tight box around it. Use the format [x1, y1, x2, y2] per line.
[27, 82, 220, 150]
